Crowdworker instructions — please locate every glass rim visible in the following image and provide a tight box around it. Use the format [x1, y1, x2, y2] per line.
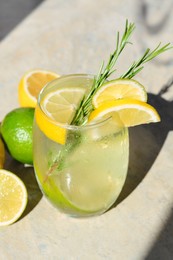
[37, 73, 123, 131]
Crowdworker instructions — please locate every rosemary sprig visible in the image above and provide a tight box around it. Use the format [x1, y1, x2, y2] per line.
[71, 20, 135, 126]
[120, 43, 172, 79]
[71, 21, 172, 126]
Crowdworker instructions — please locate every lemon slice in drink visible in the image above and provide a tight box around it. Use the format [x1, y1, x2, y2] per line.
[93, 79, 147, 108]
[35, 87, 85, 144]
[41, 87, 86, 123]
[89, 99, 160, 126]
[0, 170, 28, 226]
[18, 69, 60, 107]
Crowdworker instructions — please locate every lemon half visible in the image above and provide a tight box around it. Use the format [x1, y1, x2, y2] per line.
[0, 169, 28, 226]
[18, 69, 60, 107]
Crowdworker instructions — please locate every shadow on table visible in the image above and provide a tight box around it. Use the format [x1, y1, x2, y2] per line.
[132, 2, 173, 257]
[4, 152, 42, 219]
[137, 0, 173, 67]
[0, 0, 45, 40]
[118, 82, 173, 257]
[144, 208, 173, 259]
[114, 77, 173, 206]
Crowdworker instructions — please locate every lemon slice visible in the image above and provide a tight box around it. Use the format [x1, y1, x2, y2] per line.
[35, 87, 86, 144]
[18, 69, 60, 107]
[0, 170, 28, 226]
[93, 79, 147, 108]
[42, 87, 86, 123]
[89, 99, 160, 127]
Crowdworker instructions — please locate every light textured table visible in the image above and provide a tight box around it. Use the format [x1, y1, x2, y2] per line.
[0, 0, 173, 259]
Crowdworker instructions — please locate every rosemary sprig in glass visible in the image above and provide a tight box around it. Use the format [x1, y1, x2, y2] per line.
[71, 32, 172, 126]
[71, 20, 135, 126]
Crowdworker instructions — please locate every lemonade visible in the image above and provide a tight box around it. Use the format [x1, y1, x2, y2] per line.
[32, 20, 164, 217]
[33, 75, 129, 217]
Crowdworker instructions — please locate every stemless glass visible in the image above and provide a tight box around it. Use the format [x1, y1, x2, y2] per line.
[33, 74, 129, 217]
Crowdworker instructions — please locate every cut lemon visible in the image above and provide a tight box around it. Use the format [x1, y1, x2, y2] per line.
[0, 169, 28, 226]
[89, 99, 160, 127]
[35, 87, 86, 144]
[93, 79, 147, 108]
[18, 69, 60, 107]
[41, 87, 86, 124]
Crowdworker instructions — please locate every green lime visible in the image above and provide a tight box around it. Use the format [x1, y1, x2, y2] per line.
[1, 107, 34, 164]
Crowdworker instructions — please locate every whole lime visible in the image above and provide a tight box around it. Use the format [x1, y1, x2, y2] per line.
[1, 107, 34, 164]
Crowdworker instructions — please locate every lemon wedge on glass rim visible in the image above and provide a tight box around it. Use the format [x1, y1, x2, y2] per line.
[90, 78, 160, 126]
[89, 99, 160, 126]
[92, 78, 147, 107]
[35, 86, 86, 144]
[35, 78, 160, 145]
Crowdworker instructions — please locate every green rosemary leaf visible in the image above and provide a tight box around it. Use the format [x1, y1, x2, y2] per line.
[71, 20, 135, 126]
[71, 20, 172, 126]
[121, 43, 172, 79]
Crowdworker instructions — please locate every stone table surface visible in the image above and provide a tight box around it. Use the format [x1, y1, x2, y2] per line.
[0, 0, 173, 259]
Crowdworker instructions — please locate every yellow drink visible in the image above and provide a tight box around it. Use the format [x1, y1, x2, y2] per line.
[33, 75, 129, 217]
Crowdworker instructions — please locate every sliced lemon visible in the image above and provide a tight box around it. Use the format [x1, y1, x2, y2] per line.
[35, 87, 86, 144]
[41, 87, 86, 123]
[18, 69, 60, 107]
[89, 99, 160, 127]
[92, 79, 147, 108]
[0, 169, 28, 226]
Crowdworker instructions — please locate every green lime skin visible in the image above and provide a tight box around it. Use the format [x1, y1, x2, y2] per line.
[1, 107, 35, 164]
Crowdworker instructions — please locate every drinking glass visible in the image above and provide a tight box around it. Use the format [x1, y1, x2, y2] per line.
[33, 74, 129, 217]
